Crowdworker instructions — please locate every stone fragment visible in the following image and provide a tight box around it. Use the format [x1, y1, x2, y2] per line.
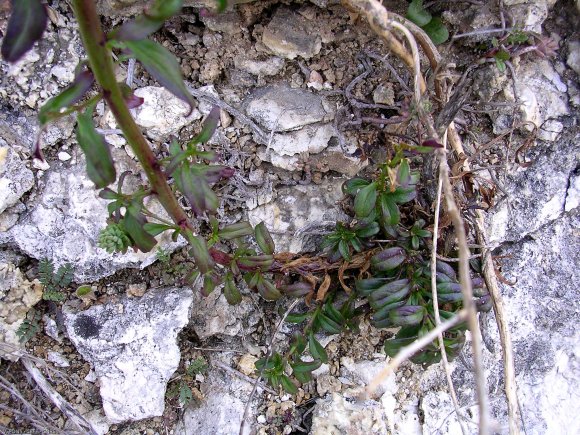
[237, 354, 258, 376]
[262, 8, 322, 60]
[0, 145, 34, 214]
[310, 393, 389, 435]
[244, 85, 333, 132]
[174, 356, 256, 435]
[486, 130, 578, 244]
[47, 350, 70, 368]
[64, 287, 193, 424]
[234, 56, 284, 76]
[125, 86, 202, 141]
[201, 10, 242, 34]
[373, 83, 395, 106]
[567, 40, 580, 76]
[189, 287, 258, 340]
[247, 178, 347, 253]
[0, 263, 43, 361]
[2, 149, 185, 282]
[340, 357, 397, 397]
[512, 60, 568, 141]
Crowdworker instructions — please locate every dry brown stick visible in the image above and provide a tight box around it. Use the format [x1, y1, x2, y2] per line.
[431, 130, 469, 435]
[239, 299, 301, 435]
[346, 2, 490, 432]
[448, 125, 521, 435]
[365, 309, 469, 395]
[22, 359, 99, 435]
[342, 0, 426, 94]
[438, 147, 490, 435]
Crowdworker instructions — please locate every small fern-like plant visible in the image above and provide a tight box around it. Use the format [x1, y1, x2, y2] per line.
[38, 258, 74, 302]
[16, 308, 42, 344]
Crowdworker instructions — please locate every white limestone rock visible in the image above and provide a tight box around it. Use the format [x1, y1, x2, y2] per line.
[64, 286, 193, 424]
[0, 145, 34, 215]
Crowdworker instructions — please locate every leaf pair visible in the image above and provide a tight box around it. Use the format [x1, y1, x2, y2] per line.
[406, 0, 449, 45]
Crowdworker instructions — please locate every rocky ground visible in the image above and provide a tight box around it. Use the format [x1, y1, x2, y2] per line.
[0, 0, 579, 434]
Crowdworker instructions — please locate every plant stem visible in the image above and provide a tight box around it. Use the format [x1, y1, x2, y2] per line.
[71, 0, 193, 234]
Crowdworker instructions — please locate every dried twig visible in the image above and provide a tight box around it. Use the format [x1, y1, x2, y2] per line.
[21, 359, 99, 435]
[213, 361, 277, 395]
[343, 1, 491, 432]
[448, 125, 521, 435]
[431, 129, 469, 435]
[364, 309, 469, 396]
[239, 299, 301, 435]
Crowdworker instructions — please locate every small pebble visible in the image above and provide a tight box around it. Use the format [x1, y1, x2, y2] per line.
[257, 415, 267, 424]
[58, 151, 71, 161]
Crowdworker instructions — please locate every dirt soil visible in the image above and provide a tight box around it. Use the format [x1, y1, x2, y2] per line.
[1, 0, 578, 434]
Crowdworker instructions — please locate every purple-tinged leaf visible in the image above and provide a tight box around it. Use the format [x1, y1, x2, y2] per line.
[187, 234, 214, 274]
[202, 165, 235, 183]
[123, 209, 157, 253]
[119, 83, 144, 109]
[39, 70, 95, 126]
[1, 0, 47, 63]
[174, 166, 219, 216]
[254, 222, 275, 255]
[124, 39, 196, 115]
[108, 0, 183, 41]
[191, 106, 220, 144]
[75, 104, 116, 189]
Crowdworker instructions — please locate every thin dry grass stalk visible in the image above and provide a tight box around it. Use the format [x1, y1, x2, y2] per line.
[342, 0, 494, 433]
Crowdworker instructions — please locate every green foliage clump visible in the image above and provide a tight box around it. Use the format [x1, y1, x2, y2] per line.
[16, 309, 42, 344]
[406, 0, 449, 45]
[39, 258, 73, 302]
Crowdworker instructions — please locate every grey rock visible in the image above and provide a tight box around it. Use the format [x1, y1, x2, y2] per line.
[0, 145, 34, 214]
[481, 209, 580, 434]
[310, 393, 389, 434]
[2, 150, 185, 282]
[64, 286, 193, 424]
[234, 56, 284, 77]
[189, 287, 258, 340]
[262, 8, 322, 60]
[486, 130, 578, 245]
[117, 86, 202, 142]
[421, 391, 463, 435]
[174, 357, 255, 435]
[0, 263, 43, 361]
[512, 60, 568, 141]
[201, 10, 243, 34]
[373, 83, 395, 106]
[567, 40, 580, 76]
[247, 177, 347, 253]
[244, 85, 333, 132]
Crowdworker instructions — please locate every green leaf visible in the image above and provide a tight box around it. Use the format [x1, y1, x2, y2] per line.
[223, 272, 242, 305]
[1, 0, 48, 63]
[178, 383, 193, 406]
[174, 166, 219, 216]
[143, 222, 174, 236]
[354, 182, 377, 218]
[254, 222, 275, 255]
[379, 193, 400, 226]
[406, 0, 432, 27]
[308, 334, 328, 363]
[338, 239, 351, 261]
[355, 222, 380, 239]
[191, 106, 220, 144]
[218, 221, 254, 240]
[280, 375, 298, 394]
[76, 104, 117, 189]
[124, 209, 157, 253]
[342, 178, 370, 196]
[285, 312, 310, 324]
[318, 313, 342, 334]
[422, 17, 449, 45]
[291, 359, 322, 374]
[187, 234, 214, 274]
[124, 39, 196, 114]
[39, 70, 95, 126]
